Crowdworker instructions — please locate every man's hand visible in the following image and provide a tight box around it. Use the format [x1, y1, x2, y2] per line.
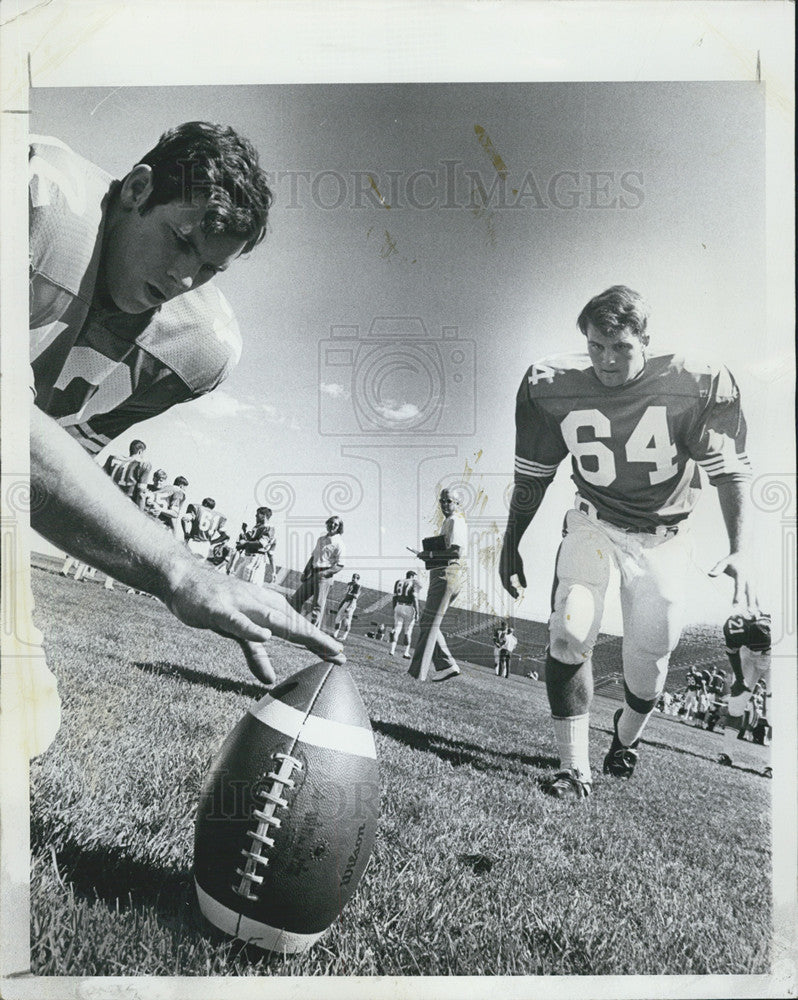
[708, 552, 759, 612]
[499, 537, 527, 599]
[163, 560, 346, 665]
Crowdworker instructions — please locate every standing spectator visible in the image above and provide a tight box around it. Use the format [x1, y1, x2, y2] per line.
[288, 516, 346, 626]
[333, 574, 362, 641]
[493, 620, 509, 675]
[389, 571, 420, 658]
[230, 507, 277, 586]
[498, 627, 518, 679]
[407, 488, 468, 683]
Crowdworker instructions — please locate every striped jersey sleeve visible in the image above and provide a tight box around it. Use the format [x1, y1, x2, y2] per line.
[686, 364, 752, 484]
[513, 369, 568, 482]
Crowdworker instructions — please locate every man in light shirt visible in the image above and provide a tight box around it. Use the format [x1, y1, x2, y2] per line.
[407, 489, 467, 683]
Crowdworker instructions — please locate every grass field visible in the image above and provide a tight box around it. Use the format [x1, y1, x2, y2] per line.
[29, 564, 772, 978]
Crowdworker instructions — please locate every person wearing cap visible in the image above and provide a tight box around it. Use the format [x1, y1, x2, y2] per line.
[407, 488, 468, 682]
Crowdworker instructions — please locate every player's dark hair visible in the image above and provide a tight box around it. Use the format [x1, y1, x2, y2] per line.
[174, 476, 189, 487]
[154, 469, 167, 479]
[405, 570, 416, 578]
[129, 439, 146, 455]
[577, 285, 650, 343]
[326, 516, 343, 535]
[203, 498, 216, 509]
[133, 122, 273, 254]
[256, 506, 273, 519]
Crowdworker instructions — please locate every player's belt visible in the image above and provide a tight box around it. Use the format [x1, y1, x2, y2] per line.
[574, 495, 679, 538]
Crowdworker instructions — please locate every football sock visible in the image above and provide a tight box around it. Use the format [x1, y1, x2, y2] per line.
[617, 706, 650, 747]
[551, 714, 591, 780]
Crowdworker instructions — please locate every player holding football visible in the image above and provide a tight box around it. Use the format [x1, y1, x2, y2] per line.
[389, 571, 421, 658]
[333, 573, 362, 641]
[500, 285, 758, 799]
[719, 612, 771, 764]
[29, 123, 344, 680]
[289, 516, 346, 626]
[230, 507, 277, 586]
[407, 488, 468, 682]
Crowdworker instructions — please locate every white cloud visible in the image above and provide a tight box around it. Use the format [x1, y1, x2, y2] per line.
[374, 400, 420, 422]
[259, 403, 302, 432]
[184, 389, 255, 419]
[320, 382, 350, 400]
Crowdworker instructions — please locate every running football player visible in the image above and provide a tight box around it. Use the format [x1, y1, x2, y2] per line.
[500, 285, 758, 799]
[389, 571, 420, 658]
[333, 573, 362, 641]
[29, 123, 344, 677]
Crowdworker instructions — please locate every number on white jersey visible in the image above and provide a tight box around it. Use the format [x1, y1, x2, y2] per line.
[560, 405, 678, 487]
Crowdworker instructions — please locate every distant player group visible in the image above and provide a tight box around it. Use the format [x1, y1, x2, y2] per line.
[63, 438, 278, 589]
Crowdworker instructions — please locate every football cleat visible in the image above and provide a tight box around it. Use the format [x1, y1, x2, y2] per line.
[544, 769, 592, 800]
[718, 753, 733, 766]
[431, 664, 461, 682]
[762, 766, 773, 779]
[603, 708, 640, 778]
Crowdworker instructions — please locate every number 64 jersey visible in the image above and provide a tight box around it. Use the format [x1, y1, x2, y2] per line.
[515, 352, 752, 530]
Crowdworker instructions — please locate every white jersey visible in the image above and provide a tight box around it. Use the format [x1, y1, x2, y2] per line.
[310, 533, 345, 570]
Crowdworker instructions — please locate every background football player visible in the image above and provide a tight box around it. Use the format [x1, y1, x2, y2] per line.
[719, 612, 771, 764]
[500, 285, 758, 800]
[230, 506, 277, 586]
[333, 573, 362, 641]
[182, 498, 228, 560]
[389, 571, 420, 658]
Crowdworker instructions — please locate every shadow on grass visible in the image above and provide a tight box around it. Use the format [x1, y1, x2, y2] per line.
[371, 718, 558, 773]
[31, 819, 304, 972]
[596, 723, 770, 777]
[131, 660, 268, 700]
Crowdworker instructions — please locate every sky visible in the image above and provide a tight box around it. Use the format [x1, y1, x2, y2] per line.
[30, 81, 784, 630]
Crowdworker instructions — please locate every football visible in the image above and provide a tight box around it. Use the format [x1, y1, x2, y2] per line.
[194, 660, 379, 953]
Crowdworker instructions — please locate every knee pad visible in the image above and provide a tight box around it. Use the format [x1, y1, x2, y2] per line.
[549, 584, 600, 665]
[622, 646, 671, 703]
